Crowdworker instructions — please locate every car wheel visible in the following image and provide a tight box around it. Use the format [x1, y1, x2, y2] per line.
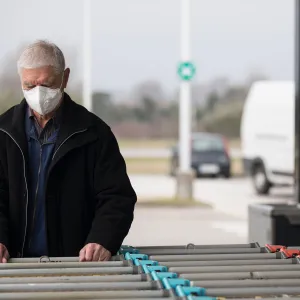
[252, 163, 271, 195]
[223, 170, 231, 179]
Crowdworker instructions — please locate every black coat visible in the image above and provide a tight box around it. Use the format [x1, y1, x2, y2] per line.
[0, 94, 137, 257]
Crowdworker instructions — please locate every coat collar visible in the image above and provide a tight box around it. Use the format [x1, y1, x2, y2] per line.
[0, 93, 97, 166]
[52, 93, 94, 151]
[0, 93, 94, 139]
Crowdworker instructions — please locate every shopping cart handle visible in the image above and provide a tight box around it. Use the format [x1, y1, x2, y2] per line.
[162, 278, 190, 289]
[280, 248, 300, 258]
[176, 286, 206, 297]
[151, 271, 177, 281]
[119, 246, 139, 254]
[133, 259, 159, 266]
[125, 253, 148, 261]
[265, 244, 286, 253]
[142, 265, 168, 274]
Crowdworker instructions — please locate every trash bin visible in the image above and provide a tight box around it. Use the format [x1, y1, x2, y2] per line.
[248, 203, 300, 246]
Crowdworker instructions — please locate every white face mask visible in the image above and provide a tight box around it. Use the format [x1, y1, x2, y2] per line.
[23, 76, 64, 116]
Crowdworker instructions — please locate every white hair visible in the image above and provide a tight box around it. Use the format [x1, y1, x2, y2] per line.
[17, 40, 65, 75]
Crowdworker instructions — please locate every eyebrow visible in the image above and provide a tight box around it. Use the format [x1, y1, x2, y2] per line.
[23, 80, 54, 86]
[23, 81, 34, 86]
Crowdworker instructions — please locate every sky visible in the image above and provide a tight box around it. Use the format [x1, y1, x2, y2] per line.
[0, 0, 294, 95]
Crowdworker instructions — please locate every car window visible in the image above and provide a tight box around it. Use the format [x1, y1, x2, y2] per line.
[192, 136, 224, 151]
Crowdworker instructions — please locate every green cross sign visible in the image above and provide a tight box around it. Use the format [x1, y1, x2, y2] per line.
[177, 61, 196, 81]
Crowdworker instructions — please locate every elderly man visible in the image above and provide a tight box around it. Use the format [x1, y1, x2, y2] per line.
[0, 40, 137, 262]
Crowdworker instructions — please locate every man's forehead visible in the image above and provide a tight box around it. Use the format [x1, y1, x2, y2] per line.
[21, 68, 57, 83]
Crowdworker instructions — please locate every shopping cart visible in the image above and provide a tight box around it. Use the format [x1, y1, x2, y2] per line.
[0, 242, 300, 299]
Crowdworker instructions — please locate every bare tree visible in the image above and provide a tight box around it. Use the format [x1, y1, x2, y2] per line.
[130, 80, 166, 106]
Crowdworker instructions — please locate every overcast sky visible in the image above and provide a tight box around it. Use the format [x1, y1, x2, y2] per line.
[0, 0, 294, 94]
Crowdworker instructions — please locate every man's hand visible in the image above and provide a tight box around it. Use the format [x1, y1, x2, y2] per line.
[0, 244, 9, 263]
[79, 243, 111, 262]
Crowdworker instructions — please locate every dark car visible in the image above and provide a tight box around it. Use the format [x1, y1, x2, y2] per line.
[170, 132, 231, 178]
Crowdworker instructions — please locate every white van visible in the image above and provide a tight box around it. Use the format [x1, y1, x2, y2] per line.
[240, 81, 294, 195]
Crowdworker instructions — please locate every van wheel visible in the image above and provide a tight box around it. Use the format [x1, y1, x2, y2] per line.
[252, 164, 271, 195]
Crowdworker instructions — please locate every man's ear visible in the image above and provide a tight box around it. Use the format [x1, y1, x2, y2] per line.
[63, 68, 70, 89]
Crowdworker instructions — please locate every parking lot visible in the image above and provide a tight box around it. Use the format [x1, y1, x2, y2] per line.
[125, 175, 293, 246]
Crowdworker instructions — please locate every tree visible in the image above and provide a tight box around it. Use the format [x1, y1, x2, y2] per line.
[142, 97, 158, 121]
[222, 86, 248, 103]
[131, 96, 159, 123]
[245, 71, 269, 88]
[206, 92, 219, 112]
[92, 92, 114, 123]
[130, 80, 166, 106]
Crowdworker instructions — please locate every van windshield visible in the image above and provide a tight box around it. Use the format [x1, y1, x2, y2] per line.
[192, 136, 224, 152]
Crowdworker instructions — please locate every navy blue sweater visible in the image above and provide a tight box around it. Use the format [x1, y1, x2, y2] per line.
[24, 109, 59, 257]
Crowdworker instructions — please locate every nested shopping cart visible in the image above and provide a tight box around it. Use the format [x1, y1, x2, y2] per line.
[0, 242, 300, 299]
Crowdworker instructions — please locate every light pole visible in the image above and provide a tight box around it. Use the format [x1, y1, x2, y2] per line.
[176, 0, 194, 201]
[295, 0, 300, 204]
[83, 0, 92, 111]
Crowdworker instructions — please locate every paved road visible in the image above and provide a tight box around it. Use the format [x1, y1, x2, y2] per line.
[129, 175, 293, 219]
[121, 147, 241, 159]
[126, 175, 293, 246]
[124, 206, 247, 247]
